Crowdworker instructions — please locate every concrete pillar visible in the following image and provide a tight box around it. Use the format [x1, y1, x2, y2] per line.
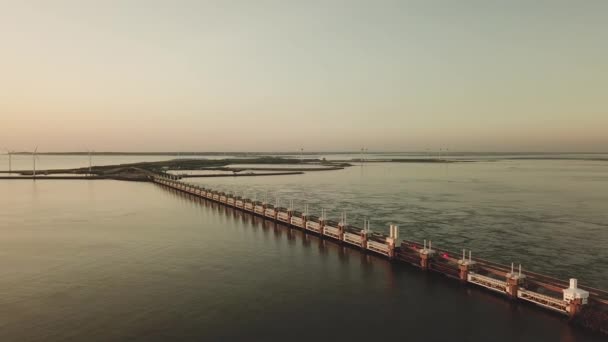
[420, 253, 431, 270]
[505, 263, 526, 299]
[360, 231, 368, 249]
[563, 278, 589, 318]
[506, 277, 520, 298]
[335, 220, 346, 241]
[318, 218, 325, 235]
[337, 214, 347, 242]
[418, 240, 435, 271]
[458, 251, 476, 283]
[387, 240, 396, 259]
[387, 224, 398, 259]
[458, 263, 469, 282]
[566, 298, 584, 317]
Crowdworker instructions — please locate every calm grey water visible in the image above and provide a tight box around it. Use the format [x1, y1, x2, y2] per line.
[0, 156, 607, 341]
[192, 159, 608, 289]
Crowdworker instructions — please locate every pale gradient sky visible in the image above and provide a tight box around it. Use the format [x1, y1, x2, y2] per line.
[1, 0, 607, 152]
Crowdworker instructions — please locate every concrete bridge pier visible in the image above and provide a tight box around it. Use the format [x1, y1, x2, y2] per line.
[563, 278, 589, 318]
[458, 250, 476, 283]
[419, 240, 436, 271]
[506, 263, 526, 299]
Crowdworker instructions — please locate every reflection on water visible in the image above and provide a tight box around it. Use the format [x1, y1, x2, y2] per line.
[0, 180, 604, 341]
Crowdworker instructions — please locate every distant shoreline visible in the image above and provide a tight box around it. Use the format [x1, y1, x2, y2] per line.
[5, 151, 607, 156]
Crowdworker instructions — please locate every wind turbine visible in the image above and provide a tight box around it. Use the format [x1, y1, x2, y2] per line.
[4, 148, 14, 173]
[360, 147, 364, 165]
[32, 146, 38, 178]
[86, 149, 94, 176]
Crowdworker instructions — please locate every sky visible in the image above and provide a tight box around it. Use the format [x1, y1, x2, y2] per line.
[1, 0, 606, 152]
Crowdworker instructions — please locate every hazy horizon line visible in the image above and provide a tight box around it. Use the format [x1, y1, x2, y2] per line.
[4, 151, 608, 155]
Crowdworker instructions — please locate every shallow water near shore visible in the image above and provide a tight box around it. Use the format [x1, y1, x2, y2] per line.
[0, 156, 607, 341]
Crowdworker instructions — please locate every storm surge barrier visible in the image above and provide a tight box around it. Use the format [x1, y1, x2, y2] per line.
[150, 173, 608, 330]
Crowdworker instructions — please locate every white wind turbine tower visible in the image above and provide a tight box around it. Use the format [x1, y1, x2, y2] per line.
[32, 146, 38, 178]
[360, 147, 364, 165]
[86, 149, 94, 176]
[4, 148, 14, 174]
